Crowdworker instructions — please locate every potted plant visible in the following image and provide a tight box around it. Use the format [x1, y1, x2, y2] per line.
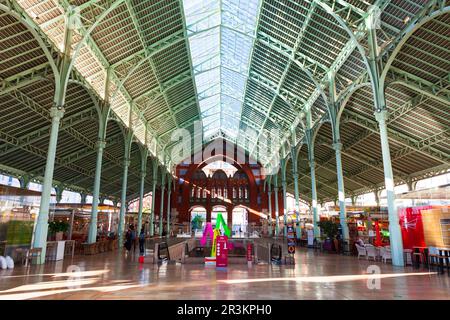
[317, 220, 339, 252]
[48, 220, 69, 241]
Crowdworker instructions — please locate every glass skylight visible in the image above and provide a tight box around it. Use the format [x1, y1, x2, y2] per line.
[183, 0, 261, 141]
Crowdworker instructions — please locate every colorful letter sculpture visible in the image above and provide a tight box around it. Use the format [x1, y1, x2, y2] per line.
[200, 222, 214, 247]
[200, 213, 231, 258]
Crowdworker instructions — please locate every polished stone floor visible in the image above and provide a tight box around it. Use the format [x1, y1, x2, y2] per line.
[0, 248, 449, 300]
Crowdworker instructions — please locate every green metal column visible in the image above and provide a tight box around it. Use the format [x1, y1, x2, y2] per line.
[309, 159, 320, 240]
[137, 170, 146, 235]
[118, 157, 130, 244]
[159, 171, 166, 236]
[150, 160, 158, 237]
[267, 183, 272, 237]
[328, 73, 349, 244]
[281, 157, 288, 237]
[166, 176, 172, 237]
[375, 111, 404, 266]
[291, 147, 300, 225]
[137, 149, 148, 234]
[367, 10, 404, 266]
[306, 112, 319, 240]
[32, 5, 76, 263]
[87, 138, 106, 243]
[333, 142, 349, 242]
[33, 107, 64, 263]
[274, 174, 279, 237]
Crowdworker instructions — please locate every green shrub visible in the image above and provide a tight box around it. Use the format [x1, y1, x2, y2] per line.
[317, 220, 339, 239]
[6, 220, 34, 245]
[48, 220, 69, 234]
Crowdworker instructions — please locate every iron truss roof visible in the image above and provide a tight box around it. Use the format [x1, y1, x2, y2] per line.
[0, 0, 449, 205]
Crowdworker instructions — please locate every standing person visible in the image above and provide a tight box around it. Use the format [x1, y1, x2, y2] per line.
[129, 224, 137, 254]
[124, 225, 132, 252]
[139, 226, 145, 255]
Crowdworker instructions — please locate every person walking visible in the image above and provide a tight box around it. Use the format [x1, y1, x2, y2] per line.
[139, 226, 145, 255]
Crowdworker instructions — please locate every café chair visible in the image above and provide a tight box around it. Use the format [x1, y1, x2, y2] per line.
[413, 248, 424, 269]
[428, 247, 440, 270]
[24, 248, 42, 266]
[403, 249, 413, 266]
[365, 244, 378, 261]
[380, 246, 392, 263]
[45, 242, 57, 261]
[355, 244, 367, 259]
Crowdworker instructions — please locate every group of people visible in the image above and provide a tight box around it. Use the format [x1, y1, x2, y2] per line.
[124, 224, 146, 255]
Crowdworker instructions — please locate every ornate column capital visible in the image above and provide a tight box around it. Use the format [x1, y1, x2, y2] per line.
[96, 139, 106, 150]
[140, 171, 147, 178]
[309, 159, 316, 168]
[50, 106, 65, 120]
[374, 109, 388, 124]
[332, 142, 342, 151]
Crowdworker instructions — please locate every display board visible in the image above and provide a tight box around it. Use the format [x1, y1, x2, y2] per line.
[287, 224, 296, 254]
[216, 235, 228, 268]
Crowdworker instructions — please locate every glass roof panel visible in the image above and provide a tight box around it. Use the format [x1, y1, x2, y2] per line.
[183, 0, 261, 142]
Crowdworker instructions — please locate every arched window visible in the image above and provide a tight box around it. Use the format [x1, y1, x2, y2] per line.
[244, 188, 248, 199]
[224, 188, 228, 199]
[197, 188, 201, 199]
[203, 188, 207, 198]
[218, 188, 222, 198]
[238, 187, 242, 199]
[233, 187, 236, 199]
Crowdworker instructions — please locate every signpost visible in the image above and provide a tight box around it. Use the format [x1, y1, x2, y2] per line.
[216, 235, 228, 268]
[247, 242, 253, 267]
[287, 224, 296, 255]
[307, 229, 314, 247]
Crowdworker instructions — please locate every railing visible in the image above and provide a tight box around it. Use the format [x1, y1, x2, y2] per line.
[253, 238, 292, 264]
[168, 241, 185, 262]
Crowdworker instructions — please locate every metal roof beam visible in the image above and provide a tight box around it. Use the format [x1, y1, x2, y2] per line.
[279, 0, 392, 154]
[125, 0, 179, 127]
[342, 110, 450, 164]
[134, 69, 191, 105]
[57, 0, 165, 157]
[111, 30, 185, 71]
[0, 107, 98, 157]
[249, 3, 319, 158]
[0, 128, 92, 177]
[387, 67, 450, 105]
[0, 63, 51, 95]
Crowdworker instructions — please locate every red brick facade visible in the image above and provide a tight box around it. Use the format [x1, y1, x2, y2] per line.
[167, 142, 284, 226]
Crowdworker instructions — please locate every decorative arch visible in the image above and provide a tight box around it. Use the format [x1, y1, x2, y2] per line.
[67, 79, 102, 119]
[212, 169, 227, 180]
[0, 4, 60, 87]
[379, 7, 450, 94]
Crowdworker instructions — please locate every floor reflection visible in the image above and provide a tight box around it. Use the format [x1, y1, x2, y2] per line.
[0, 248, 449, 300]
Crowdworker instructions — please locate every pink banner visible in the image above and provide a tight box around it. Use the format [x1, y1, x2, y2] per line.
[216, 235, 228, 268]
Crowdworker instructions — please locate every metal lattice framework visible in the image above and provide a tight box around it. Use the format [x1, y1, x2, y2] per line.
[0, 0, 449, 205]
